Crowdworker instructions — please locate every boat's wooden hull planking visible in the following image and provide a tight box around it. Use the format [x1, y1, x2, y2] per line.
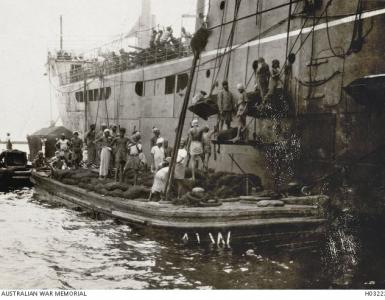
[31, 172, 328, 248]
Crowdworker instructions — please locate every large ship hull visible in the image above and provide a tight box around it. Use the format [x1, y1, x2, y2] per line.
[49, 0, 385, 191]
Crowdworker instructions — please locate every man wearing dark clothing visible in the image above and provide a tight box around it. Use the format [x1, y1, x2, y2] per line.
[255, 57, 271, 99]
[264, 59, 283, 105]
[163, 140, 173, 158]
[150, 29, 157, 48]
[32, 151, 47, 170]
[71, 131, 83, 168]
[85, 124, 96, 166]
[217, 81, 235, 130]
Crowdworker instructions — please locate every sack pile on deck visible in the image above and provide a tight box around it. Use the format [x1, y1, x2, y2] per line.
[187, 169, 262, 198]
[51, 169, 150, 199]
[50, 168, 262, 203]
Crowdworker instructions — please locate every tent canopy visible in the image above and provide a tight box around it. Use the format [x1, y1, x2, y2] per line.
[28, 126, 73, 159]
[30, 126, 73, 138]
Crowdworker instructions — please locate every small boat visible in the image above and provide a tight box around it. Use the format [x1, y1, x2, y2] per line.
[31, 171, 329, 250]
[0, 149, 32, 185]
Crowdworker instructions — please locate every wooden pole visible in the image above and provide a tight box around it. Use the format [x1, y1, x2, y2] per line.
[165, 53, 200, 200]
[83, 69, 88, 135]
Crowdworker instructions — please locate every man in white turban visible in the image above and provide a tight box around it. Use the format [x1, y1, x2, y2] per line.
[232, 83, 248, 142]
[150, 137, 165, 173]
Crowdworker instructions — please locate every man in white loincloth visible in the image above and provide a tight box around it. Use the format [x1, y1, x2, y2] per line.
[174, 139, 188, 199]
[187, 119, 204, 181]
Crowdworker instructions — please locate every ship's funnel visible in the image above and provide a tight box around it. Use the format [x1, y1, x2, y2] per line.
[125, 0, 156, 49]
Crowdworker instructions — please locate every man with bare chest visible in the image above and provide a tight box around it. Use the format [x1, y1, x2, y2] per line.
[112, 128, 130, 182]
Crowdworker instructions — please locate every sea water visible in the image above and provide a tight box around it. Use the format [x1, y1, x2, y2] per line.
[0, 186, 384, 289]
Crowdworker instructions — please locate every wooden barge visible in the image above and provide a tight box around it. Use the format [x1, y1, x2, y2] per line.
[31, 171, 329, 250]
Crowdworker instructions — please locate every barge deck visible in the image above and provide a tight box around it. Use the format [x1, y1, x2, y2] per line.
[31, 171, 329, 249]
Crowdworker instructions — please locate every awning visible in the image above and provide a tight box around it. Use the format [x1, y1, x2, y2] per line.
[30, 126, 73, 138]
[344, 74, 385, 107]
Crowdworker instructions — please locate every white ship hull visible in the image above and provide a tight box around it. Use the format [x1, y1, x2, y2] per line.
[49, 0, 385, 188]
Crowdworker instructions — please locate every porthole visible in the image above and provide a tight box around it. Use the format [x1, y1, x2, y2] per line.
[135, 82, 144, 96]
[206, 69, 211, 78]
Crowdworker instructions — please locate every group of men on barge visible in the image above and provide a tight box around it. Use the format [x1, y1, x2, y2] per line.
[32, 118, 214, 199]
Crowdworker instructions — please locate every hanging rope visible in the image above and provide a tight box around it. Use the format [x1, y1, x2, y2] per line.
[256, 0, 263, 58]
[94, 72, 104, 127]
[116, 35, 124, 126]
[209, 0, 242, 92]
[224, 0, 242, 81]
[284, 0, 293, 63]
[279, 0, 333, 77]
[207, 0, 302, 31]
[104, 85, 110, 128]
[210, 1, 227, 92]
[325, 0, 371, 59]
[306, 6, 317, 99]
[296, 70, 341, 87]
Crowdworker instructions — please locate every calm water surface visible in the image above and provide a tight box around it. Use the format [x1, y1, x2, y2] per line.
[0, 187, 385, 289]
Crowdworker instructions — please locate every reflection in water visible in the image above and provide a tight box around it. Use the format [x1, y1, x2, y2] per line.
[0, 187, 384, 289]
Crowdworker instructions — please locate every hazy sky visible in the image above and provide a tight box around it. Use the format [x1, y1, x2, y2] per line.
[0, 0, 197, 141]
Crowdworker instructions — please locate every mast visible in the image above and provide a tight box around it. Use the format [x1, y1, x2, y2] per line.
[165, 28, 210, 200]
[83, 69, 88, 134]
[60, 15, 63, 51]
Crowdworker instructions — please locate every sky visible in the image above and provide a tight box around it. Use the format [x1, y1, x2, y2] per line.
[0, 0, 197, 141]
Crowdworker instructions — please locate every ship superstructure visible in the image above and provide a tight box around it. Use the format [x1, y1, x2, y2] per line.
[47, 0, 385, 190]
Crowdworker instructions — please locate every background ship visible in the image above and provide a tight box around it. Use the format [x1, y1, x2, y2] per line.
[46, 0, 385, 213]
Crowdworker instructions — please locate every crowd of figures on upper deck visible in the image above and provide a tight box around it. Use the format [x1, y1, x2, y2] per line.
[52, 26, 193, 85]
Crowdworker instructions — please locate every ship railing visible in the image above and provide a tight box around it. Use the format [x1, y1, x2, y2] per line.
[58, 44, 193, 85]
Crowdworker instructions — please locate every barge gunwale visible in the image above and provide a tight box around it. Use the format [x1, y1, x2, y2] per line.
[31, 172, 327, 230]
[31, 171, 329, 248]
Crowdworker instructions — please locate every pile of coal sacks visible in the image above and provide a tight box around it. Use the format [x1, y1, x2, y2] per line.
[51, 169, 150, 199]
[185, 169, 263, 199]
[50, 168, 262, 201]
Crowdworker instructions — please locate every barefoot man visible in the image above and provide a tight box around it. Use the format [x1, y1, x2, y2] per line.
[187, 119, 204, 181]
